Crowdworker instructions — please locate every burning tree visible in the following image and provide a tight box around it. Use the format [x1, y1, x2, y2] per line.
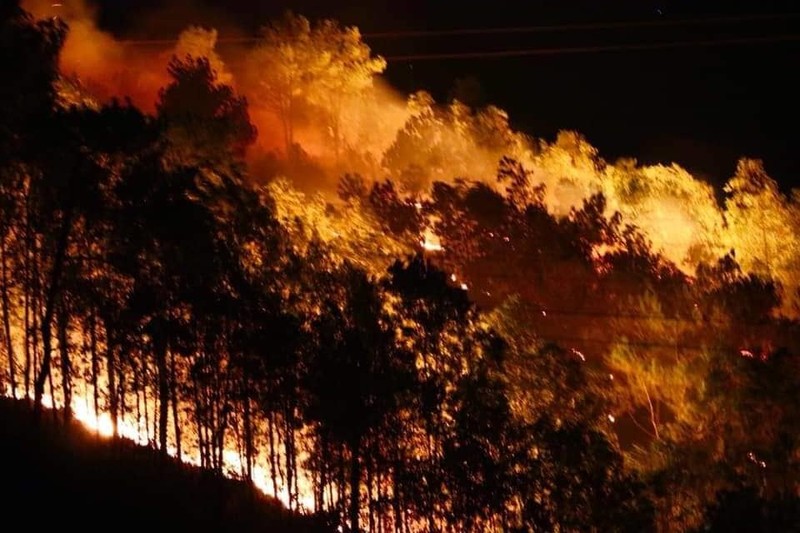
[246, 11, 385, 162]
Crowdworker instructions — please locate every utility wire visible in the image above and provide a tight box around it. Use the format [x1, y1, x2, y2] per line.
[115, 34, 800, 60]
[362, 13, 800, 39]
[382, 34, 800, 61]
[114, 13, 800, 46]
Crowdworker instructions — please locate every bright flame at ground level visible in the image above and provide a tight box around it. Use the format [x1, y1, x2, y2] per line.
[4, 386, 317, 512]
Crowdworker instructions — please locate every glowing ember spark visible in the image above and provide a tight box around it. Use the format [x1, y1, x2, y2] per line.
[607, 414, 616, 423]
[747, 451, 767, 469]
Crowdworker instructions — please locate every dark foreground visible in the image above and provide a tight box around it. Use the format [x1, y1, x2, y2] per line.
[0, 398, 332, 532]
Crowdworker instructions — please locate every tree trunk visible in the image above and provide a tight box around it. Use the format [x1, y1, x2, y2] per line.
[170, 349, 181, 460]
[194, 386, 206, 468]
[23, 247, 30, 398]
[140, 348, 150, 443]
[349, 435, 362, 533]
[106, 332, 118, 438]
[33, 309, 53, 418]
[242, 383, 253, 481]
[283, 406, 297, 511]
[350, 435, 362, 533]
[90, 313, 99, 426]
[1, 235, 17, 398]
[33, 205, 74, 419]
[57, 302, 71, 423]
[268, 409, 279, 497]
[23, 191, 32, 399]
[31, 277, 39, 400]
[155, 331, 169, 456]
[135, 367, 142, 438]
[367, 448, 375, 533]
[118, 360, 127, 430]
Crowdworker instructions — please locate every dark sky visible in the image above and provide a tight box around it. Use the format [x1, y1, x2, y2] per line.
[92, 0, 800, 189]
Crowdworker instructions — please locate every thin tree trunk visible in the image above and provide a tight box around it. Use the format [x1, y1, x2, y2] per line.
[338, 444, 346, 521]
[170, 349, 181, 460]
[156, 331, 169, 456]
[242, 383, 253, 481]
[268, 409, 279, 498]
[284, 409, 296, 511]
[214, 376, 228, 474]
[106, 331, 118, 438]
[90, 313, 99, 427]
[640, 378, 660, 441]
[33, 205, 74, 419]
[367, 447, 375, 533]
[118, 360, 127, 432]
[349, 435, 361, 533]
[1, 235, 17, 398]
[23, 191, 32, 399]
[47, 346, 55, 419]
[393, 456, 403, 533]
[139, 348, 150, 444]
[291, 421, 299, 509]
[57, 302, 71, 423]
[23, 245, 30, 398]
[135, 366, 142, 437]
[194, 386, 206, 468]
[31, 266, 39, 399]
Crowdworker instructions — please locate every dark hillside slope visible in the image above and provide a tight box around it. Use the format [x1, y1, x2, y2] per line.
[0, 398, 332, 532]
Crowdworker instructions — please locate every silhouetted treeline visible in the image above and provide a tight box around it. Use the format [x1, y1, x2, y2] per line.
[2, 3, 800, 531]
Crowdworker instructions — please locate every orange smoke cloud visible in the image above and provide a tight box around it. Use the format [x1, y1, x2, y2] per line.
[23, 0, 170, 112]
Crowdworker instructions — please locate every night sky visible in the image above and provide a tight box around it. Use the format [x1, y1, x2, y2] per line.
[92, 0, 800, 190]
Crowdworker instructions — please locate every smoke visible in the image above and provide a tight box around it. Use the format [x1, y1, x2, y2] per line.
[22, 0, 170, 111]
[19, 1, 798, 303]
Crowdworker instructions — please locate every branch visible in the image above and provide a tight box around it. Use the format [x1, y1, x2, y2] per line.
[639, 377, 660, 441]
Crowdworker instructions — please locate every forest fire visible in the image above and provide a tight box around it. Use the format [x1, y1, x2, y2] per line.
[6, 384, 318, 511]
[3, 1, 800, 531]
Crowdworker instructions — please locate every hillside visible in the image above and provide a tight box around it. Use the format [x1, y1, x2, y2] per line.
[0, 398, 332, 532]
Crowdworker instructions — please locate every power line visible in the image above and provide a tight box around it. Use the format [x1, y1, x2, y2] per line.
[115, 34, 800, 61]
[382, 34, 800, 62]
[362, 13, 800, 39]
[114, 13, 800, 46]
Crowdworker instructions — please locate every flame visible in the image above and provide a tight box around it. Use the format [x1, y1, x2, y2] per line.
[3, 383, 316, 512]
[421, 228, 443, 252]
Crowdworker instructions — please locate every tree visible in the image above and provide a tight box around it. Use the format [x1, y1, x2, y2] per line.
[303, 263, 415, 531]
[303, 19, 386, 161]
[520, 418, 654, 532]
[0, 2, 64, 164]
[723, 159, 800, 316]
[173, 26, 233, 85]
[0, 5, 65, 400]
[247, 11, 385, 160]
[157, 56, 257, 170]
